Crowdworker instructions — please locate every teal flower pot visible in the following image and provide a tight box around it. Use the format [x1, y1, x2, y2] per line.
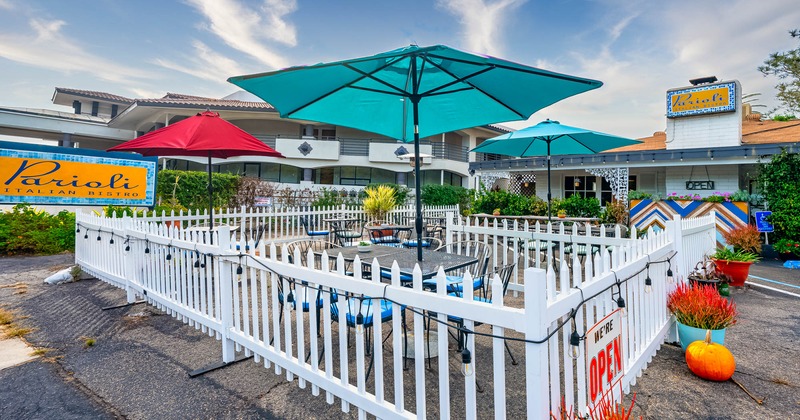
[676, 322, 726, 351]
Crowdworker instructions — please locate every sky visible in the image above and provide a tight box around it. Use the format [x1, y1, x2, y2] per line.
[1, 0, 799, 139]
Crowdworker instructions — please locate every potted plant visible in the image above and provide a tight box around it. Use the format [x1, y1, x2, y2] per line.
[667, 282, 737, 350]
[557, 209, 567, 218]
[363, 185, 396, 222]
[774, 238, 800, 261]
[492, 208, 501, 216]
[710, 247, 760, 287]
[687, 257, 731, 296]
[357, 241, 372, 252]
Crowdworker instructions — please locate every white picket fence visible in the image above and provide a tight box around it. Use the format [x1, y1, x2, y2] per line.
[74, 210, 715, 418]
[128, 204, 459, 245]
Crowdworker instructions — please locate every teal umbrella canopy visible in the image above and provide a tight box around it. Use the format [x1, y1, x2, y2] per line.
[470, 119, 641, 219]
[228, 45, 603, 260]
[228, 45, 602, 142]
[470, 119, 641, 156]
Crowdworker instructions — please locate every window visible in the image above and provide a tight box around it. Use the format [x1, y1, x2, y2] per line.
[313, 127, 336, 140]
[564, 176, 597, 199]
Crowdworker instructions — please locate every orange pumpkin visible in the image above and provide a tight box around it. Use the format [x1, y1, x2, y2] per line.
[685, 330, 736, 381]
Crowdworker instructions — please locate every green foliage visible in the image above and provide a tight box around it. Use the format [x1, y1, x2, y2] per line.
[359, 183, 409, 206]
[772, 114, 797, 121]
[363, 185, 397, 220]
[310, 188, 359, 208]
[627, 190, 652, 200]
[0, 204, 75, 255]
[103, 205, 145, 218]
[561, 195, 602, 218]
[758, 149, 800, 242]
[601, 200, 629, 225]
[773, 238, 800, 254]
[759, 29, 800, 113]
[156, 170, 240, 210]
[420, 184, 471, 210]
[474, 190, 527, 216]
[528, 196, 549, 216]
[711, 247, 761, 263]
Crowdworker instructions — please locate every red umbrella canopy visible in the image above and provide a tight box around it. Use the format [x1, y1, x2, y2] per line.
[108, 111, 283, 159]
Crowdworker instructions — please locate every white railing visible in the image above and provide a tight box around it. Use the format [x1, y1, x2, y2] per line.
[122, 204, 459, 245]
[74, 211, 714, 418]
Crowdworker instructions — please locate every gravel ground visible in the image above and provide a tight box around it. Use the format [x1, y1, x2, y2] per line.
[1, 253, 798, 419]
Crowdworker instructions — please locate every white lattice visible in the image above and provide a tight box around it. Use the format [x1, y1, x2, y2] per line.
[587, 167, 629, 202]
[478, 171, 510, 190]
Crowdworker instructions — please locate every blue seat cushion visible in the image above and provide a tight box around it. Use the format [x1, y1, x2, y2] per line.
[380, 270, 413, 282]
[308, 230, 330, 236]
[402, 240, 431, 248]
[422, 275, 481, 292]
[341, 298, 392, 326]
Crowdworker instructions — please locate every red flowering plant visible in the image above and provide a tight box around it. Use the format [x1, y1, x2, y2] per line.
[773, 238, 800, 254]
[667, 283, 737, 330]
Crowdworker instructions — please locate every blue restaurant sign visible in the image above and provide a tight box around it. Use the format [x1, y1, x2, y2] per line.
[0, 141, 157, 206]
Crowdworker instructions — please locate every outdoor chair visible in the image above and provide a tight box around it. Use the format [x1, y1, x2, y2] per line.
[377, 237, 444, 284]
[421, 241, 491, 298]
[332, 219, 366, 247]
[447, 262, 518, 365]
[300, 216, 330, 240]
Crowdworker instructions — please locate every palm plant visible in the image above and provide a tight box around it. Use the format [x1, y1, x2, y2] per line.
[363, 185, 397, 222]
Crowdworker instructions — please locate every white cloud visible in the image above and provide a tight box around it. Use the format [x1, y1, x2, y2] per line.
[0, 18, 154, 84]
[437, 0, 526, 55]
[0, 0, 13, 10]
[153, 40, 248, 84]
[186, 0, 297, 69]
[126, 88, 166, 99]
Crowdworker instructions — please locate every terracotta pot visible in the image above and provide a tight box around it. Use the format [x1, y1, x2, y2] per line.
[712, 259, 753, 287]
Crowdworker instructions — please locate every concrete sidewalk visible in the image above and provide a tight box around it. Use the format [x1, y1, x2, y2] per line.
[1, 253, 798, 419]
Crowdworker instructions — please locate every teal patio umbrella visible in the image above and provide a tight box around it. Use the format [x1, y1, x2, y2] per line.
[470, 119, 641, 219]
[228, 45, 602, 261]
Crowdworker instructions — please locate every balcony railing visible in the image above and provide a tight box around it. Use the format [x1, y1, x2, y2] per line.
[432, 143, 469, 162]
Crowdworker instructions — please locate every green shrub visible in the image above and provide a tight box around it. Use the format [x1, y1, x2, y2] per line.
[759, 149, 800, 242]
[473, 190, 530, 216]
[528, 196, 548, 216]
[0, 204, 75, 255]
[562, 195, 602, 218]
[359, 183, 409, 206]
[310, 188, 359, 208]
[420, 184, 471, 209]
[156, 170, 240, 210]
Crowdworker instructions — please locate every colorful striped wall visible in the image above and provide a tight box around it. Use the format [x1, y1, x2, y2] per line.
[630, 199, 748, 247]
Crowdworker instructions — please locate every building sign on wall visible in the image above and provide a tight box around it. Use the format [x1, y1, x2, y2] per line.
[667, 81, 736, 118]
[586, 310, 624, 408]
[685, 180, 715, 190]
[0, 141, 157, 206]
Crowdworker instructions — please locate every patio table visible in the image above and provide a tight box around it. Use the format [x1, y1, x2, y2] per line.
[365, 225, 413, 246]
[317, 246, 478, 280]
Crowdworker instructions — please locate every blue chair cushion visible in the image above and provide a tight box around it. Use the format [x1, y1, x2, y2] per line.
[402, 240, 431, 248]
[380, 270, 413, 282]
[422, 275, 480, 292]
[308, 230, 330, 236]
[342, 298, 392, 326]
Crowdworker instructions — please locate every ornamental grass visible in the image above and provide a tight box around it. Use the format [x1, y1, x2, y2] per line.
[722, 224, 762, 254]
[667, 283, 737, 330]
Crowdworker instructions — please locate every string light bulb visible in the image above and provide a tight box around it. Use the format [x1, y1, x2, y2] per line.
[109, 237, 114, 245]
[97, 234, 102, 241]
[569, 330, 582, 359]
[644, 274, 653, 293]
[84, 233, 89, 239]
[666, 265, 674, 283]
[355, 312, 365, 336]
[461, 347, 473, 377]
[616, 284, 627, 318]
[76, 226, 81, 233]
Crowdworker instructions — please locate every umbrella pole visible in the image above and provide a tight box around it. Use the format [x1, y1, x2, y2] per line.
[413, 100, 423, 262]
[207, 154, 214, 245]
[547, 141, 552, 222]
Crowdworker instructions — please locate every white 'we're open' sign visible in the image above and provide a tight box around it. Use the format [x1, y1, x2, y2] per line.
[585, 310, 624, 407]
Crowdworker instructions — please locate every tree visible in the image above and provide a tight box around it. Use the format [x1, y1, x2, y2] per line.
[758, 149, 800, 242]
[759, 29, 800, 113]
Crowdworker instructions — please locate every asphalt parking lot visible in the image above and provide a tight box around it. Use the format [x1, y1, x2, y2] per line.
[1, 253, 798, 419]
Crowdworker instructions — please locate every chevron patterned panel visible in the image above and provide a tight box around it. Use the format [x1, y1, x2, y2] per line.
[630, 199, 748, 247]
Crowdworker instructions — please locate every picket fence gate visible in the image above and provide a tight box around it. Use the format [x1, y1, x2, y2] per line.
[74, 210, 715, 418]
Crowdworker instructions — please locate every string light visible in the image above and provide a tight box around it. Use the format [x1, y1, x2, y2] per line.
[461, 347, 473, 377]
[666, 264, 674, 284]
[97, 234, 102, 241]
[109, 237, 114, 245]
[355, 312, 365, 336]
[616, 285, 627, 318]
[569, 316, 581, 360]
[644, 272, 653, 294]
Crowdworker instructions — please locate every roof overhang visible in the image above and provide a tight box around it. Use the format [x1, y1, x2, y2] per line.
[469, 142, 800, 172]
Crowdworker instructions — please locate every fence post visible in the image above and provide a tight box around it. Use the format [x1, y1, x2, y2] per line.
[217, 226, 236, 363]
[123, 227, 137, 303]
[666, 215, 682, 343]
[524, 267, 549, 417]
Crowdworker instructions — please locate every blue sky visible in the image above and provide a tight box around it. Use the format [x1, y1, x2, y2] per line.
[1, 0, 799, 138]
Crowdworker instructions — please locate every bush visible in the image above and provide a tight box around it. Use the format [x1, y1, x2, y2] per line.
[420, 184, 470, 209]
[156, 170, 240, 210]
[474, 190, 529, 216]
[601, 200, 629, 225]
[722, 224, 762, 254]
[359, 183, 409, 206]
[528, 196, 549, 216]
[0, 204, 75, 255]
[758, 149, 800, 242]
[310, 188, 360, 208]
[561, 195, 602, 218]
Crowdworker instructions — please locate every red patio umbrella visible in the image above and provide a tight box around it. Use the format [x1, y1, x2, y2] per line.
[108, 111, 283, 239]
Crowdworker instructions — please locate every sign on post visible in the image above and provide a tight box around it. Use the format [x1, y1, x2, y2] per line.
[755, 211, 773, 233]
[585, 310, 624, 408]
[0, 141, 157, 206]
